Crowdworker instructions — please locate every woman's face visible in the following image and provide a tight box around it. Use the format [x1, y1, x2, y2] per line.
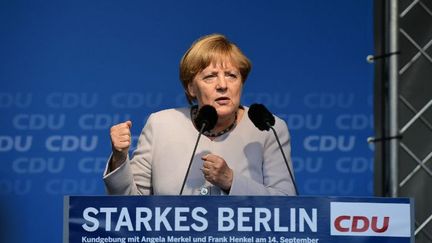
[188, 60, 243, 121]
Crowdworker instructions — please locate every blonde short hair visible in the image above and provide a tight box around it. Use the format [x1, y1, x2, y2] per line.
[179, 34, 252, 104]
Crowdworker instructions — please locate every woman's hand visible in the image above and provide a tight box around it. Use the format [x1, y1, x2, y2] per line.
[109, 120, 132, 169]
[201, 154, 233, 191]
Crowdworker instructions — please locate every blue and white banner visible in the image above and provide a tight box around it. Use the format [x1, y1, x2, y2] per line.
[1, 1, 374, 242]
[65, 196, 413, 243]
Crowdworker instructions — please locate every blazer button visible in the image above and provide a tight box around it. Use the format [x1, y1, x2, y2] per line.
[200, 187, 209, 195]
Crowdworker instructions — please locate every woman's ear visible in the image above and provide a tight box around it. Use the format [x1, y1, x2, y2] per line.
[187, 82, 196, 98]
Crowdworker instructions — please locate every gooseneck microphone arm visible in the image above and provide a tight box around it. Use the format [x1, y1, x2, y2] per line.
[179, 105, 217, 195]
[248, 103, 299, 196]
[267, 123, 299, 196]
[180, 122, 206, 195]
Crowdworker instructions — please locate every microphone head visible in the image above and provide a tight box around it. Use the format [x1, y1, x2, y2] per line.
[248, 103, 275, 131]
[194, 105, 218, 132]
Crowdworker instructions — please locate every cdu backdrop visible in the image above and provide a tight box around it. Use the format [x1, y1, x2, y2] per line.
[0, 0, 373, 242]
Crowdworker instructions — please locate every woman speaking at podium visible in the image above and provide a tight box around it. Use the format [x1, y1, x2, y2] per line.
[103, 34, 296, 196]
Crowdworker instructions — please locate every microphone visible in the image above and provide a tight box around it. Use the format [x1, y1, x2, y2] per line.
[180, 105, 218, 195]
[248, 103, 275, 131]
[248, 103, 299, 195]
[194, 105, 218, 132]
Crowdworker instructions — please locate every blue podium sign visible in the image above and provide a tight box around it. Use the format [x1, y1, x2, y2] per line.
[64, 196, 413, 243]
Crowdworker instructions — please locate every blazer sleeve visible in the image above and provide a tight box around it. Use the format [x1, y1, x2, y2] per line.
[103, 114, 155, 195]
[229, 117, 297, 196]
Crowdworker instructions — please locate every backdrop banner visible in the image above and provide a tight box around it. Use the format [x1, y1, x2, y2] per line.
[0, 1, 373, 242]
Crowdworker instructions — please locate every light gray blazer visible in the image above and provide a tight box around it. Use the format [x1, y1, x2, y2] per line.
[103, 107, 296, 196]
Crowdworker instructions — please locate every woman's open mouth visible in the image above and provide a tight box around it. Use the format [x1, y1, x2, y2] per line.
[215, 97, 230, 105]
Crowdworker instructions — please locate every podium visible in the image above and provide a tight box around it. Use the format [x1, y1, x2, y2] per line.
[64, 196, 414, 243]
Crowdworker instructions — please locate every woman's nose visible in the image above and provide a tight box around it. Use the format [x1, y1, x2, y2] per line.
[216, 76, 227, 90]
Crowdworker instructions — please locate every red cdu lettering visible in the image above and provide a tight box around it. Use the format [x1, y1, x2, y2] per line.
[352, 216, 369, 232]
[371, 216, 389, 233]
[334, 215, 390, 233]
[334, 215, 350, 232]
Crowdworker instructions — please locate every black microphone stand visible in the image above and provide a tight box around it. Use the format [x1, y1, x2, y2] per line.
[179, 122, 206, 195]
[267, 122, 299, 196]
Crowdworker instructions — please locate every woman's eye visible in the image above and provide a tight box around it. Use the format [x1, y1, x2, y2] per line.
[227, 73, 238, 79]
[203, 74, 215, 80]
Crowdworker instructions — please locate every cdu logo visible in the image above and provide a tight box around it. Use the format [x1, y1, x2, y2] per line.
[334, 215, 389, 233]
[330, 202, 411, 237]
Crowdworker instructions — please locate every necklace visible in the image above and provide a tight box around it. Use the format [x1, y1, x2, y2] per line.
[191, 105, 237, 137]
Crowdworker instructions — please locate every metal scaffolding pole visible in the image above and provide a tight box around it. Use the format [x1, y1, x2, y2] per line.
[389, 0, 399, 197]
[375, 0, 432, 241]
